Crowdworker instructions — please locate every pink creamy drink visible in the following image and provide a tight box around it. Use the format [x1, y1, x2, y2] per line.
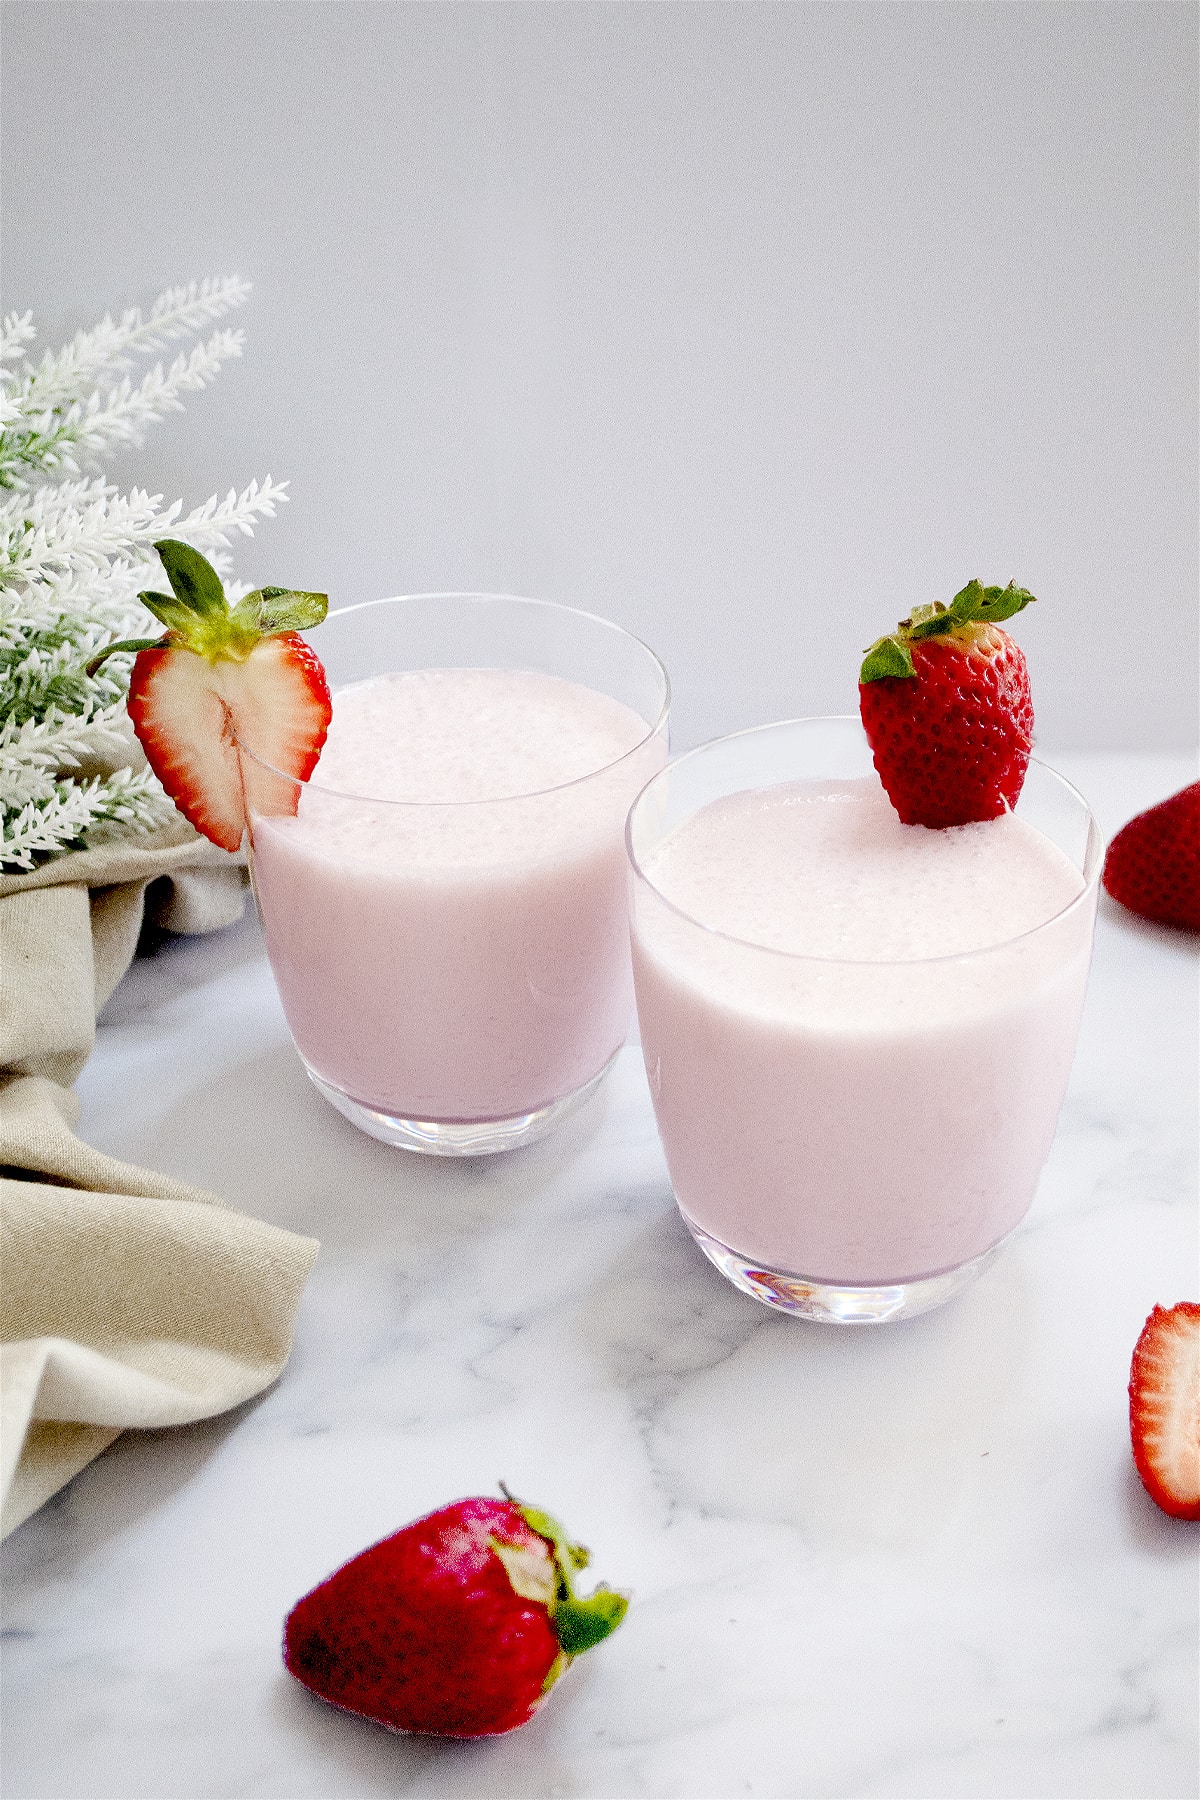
[250, 666, 666, 1128]
[630, 775, 1098, 1292]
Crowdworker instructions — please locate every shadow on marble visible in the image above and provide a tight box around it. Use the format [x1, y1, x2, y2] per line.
[101, 908, 266, 1027]
[111, 1032, 633, 1260]
[1, 1399, 262, 1577]
[270, 1672, 442, 1795]
[270, 1651, 614, 1800]
[1095, 892, 1200, 955]
[581, 1212, 1037, 1551]
[1118, 1461, 1200, 1559]
[577, 1202, 773, 1409]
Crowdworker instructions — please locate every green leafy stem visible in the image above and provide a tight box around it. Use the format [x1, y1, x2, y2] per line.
[85, 539, 327, 676]
[491, 1483, 630, 1680]
[860, 579, 1036, 682]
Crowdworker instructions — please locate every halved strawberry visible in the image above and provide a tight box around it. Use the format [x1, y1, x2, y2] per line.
[1102, 784, 1200, 934]
[92, 540, 332, 852]
[1129, 1303, 1200, 1520]
[859, 580, 1036, 828]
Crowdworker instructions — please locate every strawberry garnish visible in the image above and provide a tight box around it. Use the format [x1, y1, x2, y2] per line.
[283, 1488, 629, 1738]
[1102, 784, 1200, 934]
[858, 580, 1036, 828]
[1128, 1303, 1200, 1520]
[90, 540, 331, 852]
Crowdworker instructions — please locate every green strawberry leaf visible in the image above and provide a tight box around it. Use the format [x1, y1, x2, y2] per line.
[138, 589, 197, 635]
[83, 634, 168, 677]
[947, 579, 1036, 624]
[154, 540, 229, 619]
[231, 587, 329, 635]
[949, 579, 985, 620]
[553, 1589, 630, 1655]
[497, 1484, 627, 1658]
[906, 613, 957, 642]
[907, 602, 945, 628]
[973, 580, 1036, 623]
[860, 634, 915, 682]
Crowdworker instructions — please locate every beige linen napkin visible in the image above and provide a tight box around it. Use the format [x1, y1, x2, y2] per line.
[0, 818, 319, 1538]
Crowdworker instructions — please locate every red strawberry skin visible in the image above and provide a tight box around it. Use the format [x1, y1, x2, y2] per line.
[128, 632, 331, 853]
[1102, 783, 1200, 933]
[283, 1498, 564, 1737]
[859, 624, 1034, 829]
[1129, 1303, 1200, 1520]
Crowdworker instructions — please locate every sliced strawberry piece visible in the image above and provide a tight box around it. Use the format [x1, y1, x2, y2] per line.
[1129, 1302, 1200, 1520]
[91, 540, 332, 853]
[128, 633, 331, 852]
[1102, 784, 1200, 934]
[858, 580, 1036, 828]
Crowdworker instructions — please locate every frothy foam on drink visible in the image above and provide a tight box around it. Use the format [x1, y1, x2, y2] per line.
[642, 779, 1084, 962]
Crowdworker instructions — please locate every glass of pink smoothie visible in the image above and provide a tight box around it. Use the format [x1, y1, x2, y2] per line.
[240, 594, 669, 1154]
[627, 716, 1102, 1322]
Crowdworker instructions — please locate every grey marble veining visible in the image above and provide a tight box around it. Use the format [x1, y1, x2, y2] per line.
[2, 753, 1197, 1800]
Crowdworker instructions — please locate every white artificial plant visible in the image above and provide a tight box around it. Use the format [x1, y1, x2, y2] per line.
[0, 278, 287, 870]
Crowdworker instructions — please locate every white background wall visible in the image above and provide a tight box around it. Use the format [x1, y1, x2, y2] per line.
[4, 0, 1196, 752]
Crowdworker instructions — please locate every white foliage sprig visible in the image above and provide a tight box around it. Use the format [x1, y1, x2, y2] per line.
[13, 276, 252, 410]
[1, 314, 37, 370]
[1, 328, 246, 489]
[1, 474, 287, 592]
[0, 279, 287, 872]
[1, 766, 172, 871]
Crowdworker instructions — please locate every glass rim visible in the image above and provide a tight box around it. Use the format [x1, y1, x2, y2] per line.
[235, 591, 671, 806]
[625, 713, 1104, 970]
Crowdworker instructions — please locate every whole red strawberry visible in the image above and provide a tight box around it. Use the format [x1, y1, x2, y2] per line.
[858, 580, 1036, 828]
[1129, 1303, 1200, 1520]
[89, 539, 332, 852]
[1102, 784, 1200, 933]
[283, 1489, 629, 1737]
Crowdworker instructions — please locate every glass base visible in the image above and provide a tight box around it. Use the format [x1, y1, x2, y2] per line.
[303, 1051, 619, 1156]
[681, 1210, 1010, 1323]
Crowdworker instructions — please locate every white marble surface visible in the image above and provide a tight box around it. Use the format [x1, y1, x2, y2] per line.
[2, 753, 1197, 1800]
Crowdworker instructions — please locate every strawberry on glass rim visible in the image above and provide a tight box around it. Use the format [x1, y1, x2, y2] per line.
[90, 539, 332, 851]
[858, 579, 1036, 829]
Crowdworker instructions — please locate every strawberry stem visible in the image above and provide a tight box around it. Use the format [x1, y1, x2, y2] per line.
[85, 635, 167, 677]
[495, 1484, 630, 1662]
[860, 580, 1036, 683]
[86, 542, 330, 678]
[553, 1588, 629, 1654]
[859, 635, 915, 682]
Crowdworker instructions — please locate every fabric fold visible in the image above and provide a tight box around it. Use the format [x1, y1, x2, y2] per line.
[0, 823, 319, 1538]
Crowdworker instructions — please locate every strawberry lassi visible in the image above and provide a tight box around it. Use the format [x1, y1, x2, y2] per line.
[628, 721, 1100, 1317]
[249, 660, 667, 1147]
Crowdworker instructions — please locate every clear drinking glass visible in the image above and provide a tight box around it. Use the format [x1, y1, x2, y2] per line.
[240, 594, 669, 1154]
[626, 716, 1102, 1322]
